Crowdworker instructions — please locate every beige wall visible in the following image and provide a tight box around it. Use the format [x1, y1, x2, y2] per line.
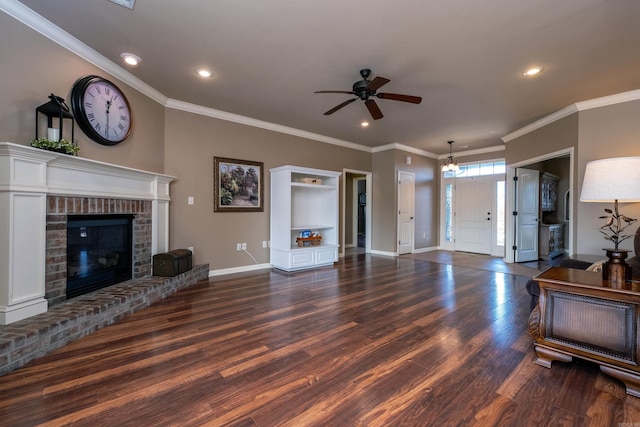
[0, 13, 165, 173]
[577, 100, 640, 255]
[505, 114, 578, 166]
[370, 150, 439, 253]
[371, 150, 397, 252]
[164, 109, 373, 269]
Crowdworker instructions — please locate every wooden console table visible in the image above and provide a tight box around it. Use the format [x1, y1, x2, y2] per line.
[529, 267, 640, 397]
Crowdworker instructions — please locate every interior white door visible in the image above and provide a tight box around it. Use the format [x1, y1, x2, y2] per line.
[397, 171, 415, 255]
[454, 176, 493, 254]
[515, 168, 540, 262]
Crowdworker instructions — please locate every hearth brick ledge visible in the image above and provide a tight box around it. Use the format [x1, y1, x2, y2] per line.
[0, 264, 209, 376]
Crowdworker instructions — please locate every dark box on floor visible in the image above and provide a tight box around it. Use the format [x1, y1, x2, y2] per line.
[153, 249, 193, 277]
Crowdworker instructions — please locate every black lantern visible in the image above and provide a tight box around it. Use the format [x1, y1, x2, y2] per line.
[35, 94, 75, 143]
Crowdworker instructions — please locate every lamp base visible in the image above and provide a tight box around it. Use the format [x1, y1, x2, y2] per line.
[602, 249, 632, 286]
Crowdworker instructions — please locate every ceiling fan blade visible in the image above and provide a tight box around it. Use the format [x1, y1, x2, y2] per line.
[365, 76, 390, 92]
[365, 99, 383, 120]
[324, 98, 358, 115]
[314, 90, 356, 95]
[376, 93, 422, 104]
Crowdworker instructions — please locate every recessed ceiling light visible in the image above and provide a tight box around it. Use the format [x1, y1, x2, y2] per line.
[195, 68, 213, 78]
[523, 66, 543, 76]
[361, 121, 369, 127]
[120, 53, 141, 66]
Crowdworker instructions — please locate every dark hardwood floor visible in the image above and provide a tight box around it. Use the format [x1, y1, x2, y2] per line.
[1, 253, 639, 426]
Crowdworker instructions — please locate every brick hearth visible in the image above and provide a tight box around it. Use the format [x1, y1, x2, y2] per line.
[0, 263, 209, 376]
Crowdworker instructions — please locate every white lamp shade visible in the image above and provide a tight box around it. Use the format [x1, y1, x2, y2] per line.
[580, 157, 640, 202]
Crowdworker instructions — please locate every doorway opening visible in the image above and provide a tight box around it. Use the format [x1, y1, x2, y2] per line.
[505, 148, 574, 263]
[342, 169, 372, 256]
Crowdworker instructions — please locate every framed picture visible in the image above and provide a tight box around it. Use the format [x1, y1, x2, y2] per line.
[213, 157, 264, 212]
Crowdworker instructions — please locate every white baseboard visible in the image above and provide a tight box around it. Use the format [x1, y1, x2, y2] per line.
[209, 263, 272, 277]
[370, 249, 398, 257]
[412, 246, 438, 254]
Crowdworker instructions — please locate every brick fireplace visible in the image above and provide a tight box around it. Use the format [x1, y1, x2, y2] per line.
[46, 196, 152, 306]
[0, 143, 175, 324]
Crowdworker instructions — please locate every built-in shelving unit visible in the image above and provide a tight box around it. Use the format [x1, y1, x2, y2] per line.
[270, 165, 341, 271]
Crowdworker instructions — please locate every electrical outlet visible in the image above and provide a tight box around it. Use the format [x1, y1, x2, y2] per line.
[262, 240, 267, 248]
[187, 196, 194, 205]
[236, 243, 242, 251]
[241, 243, 247, 250]
[187, 246, 194, 252]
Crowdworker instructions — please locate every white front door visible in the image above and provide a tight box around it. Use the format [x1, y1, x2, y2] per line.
[454, 176, 493, 254]
[397, 171, 415, 255]
[515, 168, 540, 262]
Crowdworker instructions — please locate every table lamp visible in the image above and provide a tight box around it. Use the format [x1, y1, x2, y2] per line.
[580, 157, 640, 285]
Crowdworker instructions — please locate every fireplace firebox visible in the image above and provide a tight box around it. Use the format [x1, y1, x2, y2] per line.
[66, 214, 134, 299]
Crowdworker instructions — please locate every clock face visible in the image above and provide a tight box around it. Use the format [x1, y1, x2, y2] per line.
[71, 75, 132, 145]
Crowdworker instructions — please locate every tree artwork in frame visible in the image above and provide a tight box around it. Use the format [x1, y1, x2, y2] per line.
[214, 157, 264, 212]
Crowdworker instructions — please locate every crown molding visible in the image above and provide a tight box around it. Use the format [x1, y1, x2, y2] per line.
[372, 143, 438, 158]
[501, 105, 579, 142]
[502, 88, 640, 142]
[0, 1, 168, 105]
[437, 144, 505, 160]
[165, 99, 371, 152]
[574, 88, 640, 111]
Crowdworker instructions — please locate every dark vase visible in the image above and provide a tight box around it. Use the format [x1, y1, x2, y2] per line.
[602, 249, 632, 286]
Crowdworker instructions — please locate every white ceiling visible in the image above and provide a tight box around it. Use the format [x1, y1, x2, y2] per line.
[15, 0, 640, 155]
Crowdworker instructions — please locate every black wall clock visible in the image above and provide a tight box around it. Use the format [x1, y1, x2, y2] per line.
[70, 75, 132, 146]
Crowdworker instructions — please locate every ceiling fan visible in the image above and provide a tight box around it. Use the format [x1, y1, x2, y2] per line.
[314, 68, 422, 120]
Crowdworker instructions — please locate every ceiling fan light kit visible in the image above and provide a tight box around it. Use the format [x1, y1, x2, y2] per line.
[314, 69, 422, 120]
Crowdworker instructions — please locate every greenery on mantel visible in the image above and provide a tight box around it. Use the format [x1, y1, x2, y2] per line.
[30, 138, 79, 155]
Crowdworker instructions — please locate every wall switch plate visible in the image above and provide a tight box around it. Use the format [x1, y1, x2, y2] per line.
[187, 196, 194, 205]
[262, 240, 267, 248]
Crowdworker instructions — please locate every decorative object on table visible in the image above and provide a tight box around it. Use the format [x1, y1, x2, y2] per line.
[441, 140, 460, 172]
[35, 93, 75, 147]
[30, 137, 79, 155]
[213, 157, 264, 212]
[70, 75, 132, 146]
[580, 157, 640, 285]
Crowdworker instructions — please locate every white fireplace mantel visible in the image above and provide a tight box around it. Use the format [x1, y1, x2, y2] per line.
[0, 142, 175, 324]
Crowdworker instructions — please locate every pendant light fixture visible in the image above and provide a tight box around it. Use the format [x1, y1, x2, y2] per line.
[441, 140, 460, 172]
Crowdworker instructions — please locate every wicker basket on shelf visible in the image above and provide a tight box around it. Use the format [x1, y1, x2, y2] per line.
[296, 235, 322, 247]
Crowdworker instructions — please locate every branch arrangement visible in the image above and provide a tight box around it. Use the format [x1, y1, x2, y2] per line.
[599, 200, 637, 251]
